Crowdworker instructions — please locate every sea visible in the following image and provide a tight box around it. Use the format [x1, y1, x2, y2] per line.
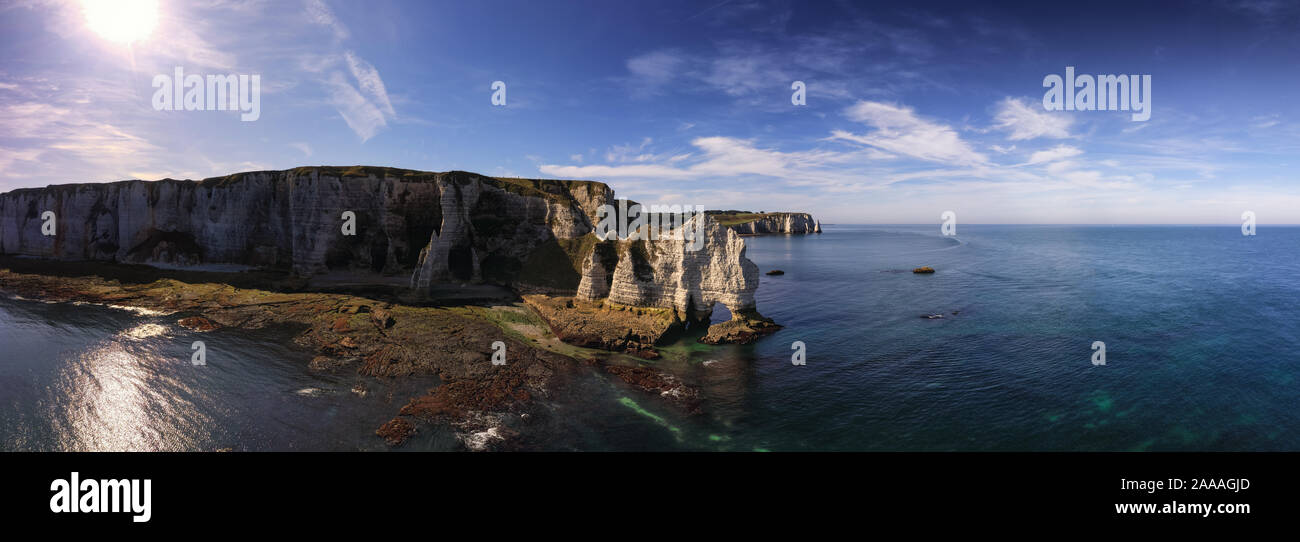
[3, 225, 1298, 451]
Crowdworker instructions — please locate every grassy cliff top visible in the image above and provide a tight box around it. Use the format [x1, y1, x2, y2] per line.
[704, 210, 799, 226]
[2, 166, 609, 200]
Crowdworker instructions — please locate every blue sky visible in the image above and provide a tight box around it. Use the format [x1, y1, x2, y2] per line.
[1, 0, 1297, 223]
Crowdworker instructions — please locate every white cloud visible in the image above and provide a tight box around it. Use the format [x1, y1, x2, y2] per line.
[832, 101, 987, 165]
[540, 135, 892, 189]
[1251, 114, 1280, 129]
[344, 51, 395, 116]
[304, 0, 349, 40]
[627, 51, 684, 86]
[1026, 144, 1082, 164]
[0, 95, 165, 184]
[708, 53, 785, 97]
[538, 162, 695, 180]
[326, 71, 388, 142]
[993, 97, 1073, 140]
[0, 147, 42, 175]
[298, 4, 396, 141]
[290, 142, 313, 157]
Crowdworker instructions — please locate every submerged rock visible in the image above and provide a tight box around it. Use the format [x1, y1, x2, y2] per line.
[700, 309, 782, 345]
[177, 316, 218, 332]
[376, 417, 416, 446]
[765, 269, 784, 276]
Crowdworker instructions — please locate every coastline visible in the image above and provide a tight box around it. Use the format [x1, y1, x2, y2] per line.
[0, 260, 709, 450]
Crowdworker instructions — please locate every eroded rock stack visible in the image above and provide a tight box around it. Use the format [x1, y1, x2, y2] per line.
[577, 214, 759, 323]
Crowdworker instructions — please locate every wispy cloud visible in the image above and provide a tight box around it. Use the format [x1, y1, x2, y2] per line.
[304, 0, 349, 41]
[831, 101, 987, 166]
[1025, 144, 1082, 165]
[626, 50, 686, 97]
[993, 97, 1074, 140]
[298, 2, 396, 140]
[345, 51, 395, 117]
[541, 135, 887, 188]
[326, 71, 389, 141]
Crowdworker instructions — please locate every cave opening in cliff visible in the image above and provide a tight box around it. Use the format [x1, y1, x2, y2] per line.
[710, 302, 733, 326]
[369, 237, 389, 273]
[683, 295, 723, 331]
[447, 246, 474, 281]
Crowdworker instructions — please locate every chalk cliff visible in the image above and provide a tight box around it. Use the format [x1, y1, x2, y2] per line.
[0, 166, 765, 326]
[706, 210, 821, 234]
[577, 214, 758, 322]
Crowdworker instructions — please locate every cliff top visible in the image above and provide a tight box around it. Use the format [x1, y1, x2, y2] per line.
[704, 210, 812, 226]
[1, 166, 611, 204]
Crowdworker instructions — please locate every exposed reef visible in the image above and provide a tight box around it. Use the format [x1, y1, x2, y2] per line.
[0, 266, 703, 450]
[523, 295, 680, 359]
[699, 309, 782, 345]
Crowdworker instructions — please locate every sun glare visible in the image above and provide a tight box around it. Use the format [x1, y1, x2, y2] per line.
[82, 0, 159, 45]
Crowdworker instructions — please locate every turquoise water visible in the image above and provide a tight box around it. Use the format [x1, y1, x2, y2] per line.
[686, 225, 1300, 451]
[3, 225, 1299, 451]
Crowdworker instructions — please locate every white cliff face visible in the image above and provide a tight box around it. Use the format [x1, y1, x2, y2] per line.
[0, 167, 767, 319]
[410, 178, 484, 288]
[574, 244, 613, 300]
[581, 214, 759, 321]
[407, 175, 603, 290]
[720, 212, 820, 234]
[0, 170, 455, 275]
[0, 168, 593, 280]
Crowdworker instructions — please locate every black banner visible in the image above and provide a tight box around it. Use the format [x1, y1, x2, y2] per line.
[4, 452, 1290, 530]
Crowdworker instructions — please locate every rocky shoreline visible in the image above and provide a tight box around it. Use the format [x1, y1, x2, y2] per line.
[0, 263, 705, 450]
[0, 166, 805, 450]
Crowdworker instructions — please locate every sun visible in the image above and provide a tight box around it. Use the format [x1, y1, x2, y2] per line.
[82, 0, 159, 45]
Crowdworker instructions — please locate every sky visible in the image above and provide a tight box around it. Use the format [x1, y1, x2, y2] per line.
[0, 0, 1298, 224]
